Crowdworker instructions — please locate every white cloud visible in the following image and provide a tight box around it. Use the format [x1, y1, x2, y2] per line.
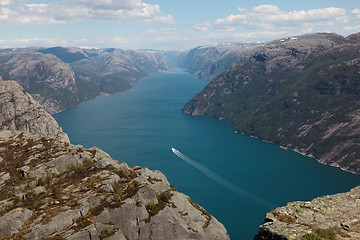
[352, 9, 360, 14]
[207, 31, 287, 41]
[4, 37, 68, 46]
[214, 5, 348, 30]
[302, 28, 314, 34]
[0, 0, 174, 25]
[252, 5, 280, 13]
[0, 6, 16, 21]
[344, 25, 360, 32]
[352, 8, 360, 21]
[0, 36, 134, 48]
[145, 27, 178, 34]
[0, 0, 11, 5]
[153, 35, 189, 42]
[108, 37, 130, 44]
[192, 22, 211, 32]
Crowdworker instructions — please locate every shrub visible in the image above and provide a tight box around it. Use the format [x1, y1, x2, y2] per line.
[99, 227, 118, 240]
[302, 233, 322, 240]
[68, 160, 94, 175]
[37, 173, 53, 187]
[271, 210, 296, 224]
[315, 228, 336, 240]
[145, 203, 159, 217]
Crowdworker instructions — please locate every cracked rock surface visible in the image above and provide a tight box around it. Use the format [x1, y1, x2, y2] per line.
[0, 79, 69, 143]
[0, 130, 229, 240]
[254, 186, 360, 240]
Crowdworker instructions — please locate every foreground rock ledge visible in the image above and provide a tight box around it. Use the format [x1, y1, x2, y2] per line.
[0, 130, 229, 240]
[254, 186, 360, 240]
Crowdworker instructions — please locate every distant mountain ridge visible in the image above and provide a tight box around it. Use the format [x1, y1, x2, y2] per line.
[0, 47, 169, 113]
[0, 72, 230, 240]
[182, 42, 262, 80]
[183, 32, 360, 174]
[0, 43, 263, 114]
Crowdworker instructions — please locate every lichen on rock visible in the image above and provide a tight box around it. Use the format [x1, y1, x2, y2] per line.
[0, 130, 229, 240]
[254, 186, 360, 240]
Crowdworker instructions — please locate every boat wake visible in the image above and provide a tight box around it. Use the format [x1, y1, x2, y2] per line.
[171, 147, 273, 209]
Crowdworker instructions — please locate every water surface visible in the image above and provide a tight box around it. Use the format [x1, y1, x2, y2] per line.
[55, 69, 360, 239]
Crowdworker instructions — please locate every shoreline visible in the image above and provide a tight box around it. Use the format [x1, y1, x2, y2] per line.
[234, 122, 358, 175]
[50, 69, 177, 115]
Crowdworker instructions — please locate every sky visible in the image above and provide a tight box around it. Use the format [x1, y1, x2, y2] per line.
[0, 0, 359, 50]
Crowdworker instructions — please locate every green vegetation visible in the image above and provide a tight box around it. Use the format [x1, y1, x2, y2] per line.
[188, 198, 211, 229]
[99, 227, 118, 240]
[145, 191, 173, 222]
[41, 236, 66, 240]
[271, 210, 296, 224]
[302, 228, 337, 240]
[184, 43, 360, 172]
[315, 229, 336, 240]
[37, 173, 53, 188]
[68, 160, 95, 175]
[302, 233, 322, 240]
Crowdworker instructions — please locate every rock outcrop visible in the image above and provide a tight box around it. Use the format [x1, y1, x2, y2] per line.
[0, 130, 229, 240]
[0, 79, 69, 143]
[254, 186, 360, 240]
[183, 32, 360, 174]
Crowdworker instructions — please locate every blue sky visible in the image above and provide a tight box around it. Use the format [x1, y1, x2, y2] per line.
[0, 0, 359, 50]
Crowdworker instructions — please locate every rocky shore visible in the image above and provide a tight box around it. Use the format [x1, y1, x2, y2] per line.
[254, 186, 360, 240]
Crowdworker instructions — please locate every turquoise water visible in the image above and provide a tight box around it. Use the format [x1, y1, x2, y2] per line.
[54, 69, 360, 240]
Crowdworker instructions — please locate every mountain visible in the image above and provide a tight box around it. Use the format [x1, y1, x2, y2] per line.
[182, 42, 262, 80]
[0, 77, 69, 142]
[254, 186, 360, 240]
[183, 32, 360, 174]
[0, 68, 229, 240]
[0, 47, 169, 113]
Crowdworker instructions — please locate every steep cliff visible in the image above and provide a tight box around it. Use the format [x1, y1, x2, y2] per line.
[0, 75, 229, 239]
[0, 78, 69, 143]
[0, 130, 229, 240]
[0, 47, 169, 113]
[254, 186, 360, 240]
[183, 32, 360, 174]
[182, 42, 261, 80]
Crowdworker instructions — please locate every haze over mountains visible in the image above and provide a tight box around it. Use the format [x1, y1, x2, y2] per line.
[0, 43, 261, 114]
[1, 31, 360, 239]
[1, 32, 360, 176]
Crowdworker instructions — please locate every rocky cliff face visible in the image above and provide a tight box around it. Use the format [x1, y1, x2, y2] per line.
[182, 42, 261, 80]
[0, 77, 229, 239]
[183, 32, 360, 174]
[0, 50, 78, 114]
[0, 79, 69, 143]
[0, 47, 169, 113]
[254, 186, 360, 240]
[0, 130, 229, 240]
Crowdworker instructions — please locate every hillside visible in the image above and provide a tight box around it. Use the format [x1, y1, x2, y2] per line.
[182, 42, 261, 80]
[183, 32, 360, 174]
[0, 131, 229, 240]
[0, 78, 69, 143]
[0, 47, 168, 113]
[0, 65, 229, 240]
